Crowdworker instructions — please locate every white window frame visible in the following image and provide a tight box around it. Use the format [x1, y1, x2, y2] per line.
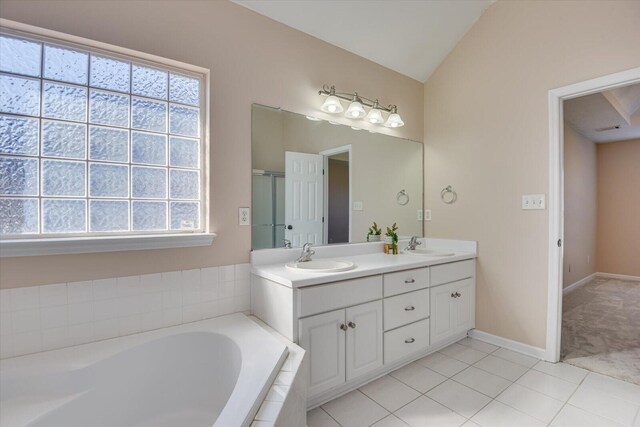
[0, 19, 214, 257]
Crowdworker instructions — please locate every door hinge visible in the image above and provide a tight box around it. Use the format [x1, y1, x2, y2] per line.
[557, 239, 562, 247]
[322, 217, 325, 223]
[322, 169, 325, 175]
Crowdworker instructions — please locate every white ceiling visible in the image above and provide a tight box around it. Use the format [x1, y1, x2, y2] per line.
[564, 83, 640, 143]
[232, 0, 494, 82]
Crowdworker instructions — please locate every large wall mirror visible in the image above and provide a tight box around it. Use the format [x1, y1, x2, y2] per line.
[252, 104, 423, 250]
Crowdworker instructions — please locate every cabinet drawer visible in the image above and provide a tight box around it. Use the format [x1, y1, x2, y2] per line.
[383, 289, 429, 331]
[430, 260, 474, 287]
[384, 319, 429, 365]
[384, 267, 430, 297]
[298, 275, 382, 317]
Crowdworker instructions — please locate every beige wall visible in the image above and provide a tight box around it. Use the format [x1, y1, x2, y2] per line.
[0, 0, 423, 288]
[562, 124, 597, 287]
[423, 0, 640, 348]
[596, 139, 640, 277]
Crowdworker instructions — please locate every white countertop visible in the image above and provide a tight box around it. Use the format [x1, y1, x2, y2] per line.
[252, 251, 477, 288]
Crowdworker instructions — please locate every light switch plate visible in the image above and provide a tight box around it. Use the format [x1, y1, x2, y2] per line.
[353, 201, 363, 211]
[424, 209, 432, 221]
[417, 209, 423, 221]
[522, 194, 545, 210]
[238, 207, 250, 225]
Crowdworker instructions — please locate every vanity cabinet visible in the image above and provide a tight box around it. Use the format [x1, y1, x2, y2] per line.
[299, 300, 383, 397]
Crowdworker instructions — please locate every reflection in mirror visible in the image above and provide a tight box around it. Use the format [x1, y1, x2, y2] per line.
[252, 104, 423, 249]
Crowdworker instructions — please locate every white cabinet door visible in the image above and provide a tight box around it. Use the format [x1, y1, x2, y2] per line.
[285, 151, 324, 247]
[346, 300, 383, 380]
[299, 309, 346, 397]
[430, 282, 456, 344]
[452, 278, 474, 334]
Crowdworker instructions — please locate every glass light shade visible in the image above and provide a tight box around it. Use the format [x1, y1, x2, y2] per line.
[305, 115, 322, 121]
[366, 108, 384, 124]
[320, 95, 343, 114]
[345, 101, 366, 118]
[384, 112, 405, 128]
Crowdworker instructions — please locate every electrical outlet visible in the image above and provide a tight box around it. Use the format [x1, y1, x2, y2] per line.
[522, 194, 546, 210]
[417, 209, 423, 221]
[238, 207, 250, 225]
[424, 209, 432, 221]
[353, 201, 363, 211]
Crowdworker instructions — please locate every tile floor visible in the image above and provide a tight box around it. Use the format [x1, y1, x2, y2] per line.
[307, 337, 640, 427]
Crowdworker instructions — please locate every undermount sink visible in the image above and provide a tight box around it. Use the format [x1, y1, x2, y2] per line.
[286, 259, 356, 273]
[404, 248, 455, 257]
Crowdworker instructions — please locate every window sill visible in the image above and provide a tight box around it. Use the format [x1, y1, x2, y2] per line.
[0, 233, 216, 257]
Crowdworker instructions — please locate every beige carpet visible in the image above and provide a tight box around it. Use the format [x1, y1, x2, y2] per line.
[561, 276, 640, 385]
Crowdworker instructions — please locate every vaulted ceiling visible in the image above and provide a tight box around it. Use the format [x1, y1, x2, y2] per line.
[232, 0, 494, 82]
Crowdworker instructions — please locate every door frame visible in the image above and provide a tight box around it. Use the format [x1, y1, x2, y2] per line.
[320, 145, 353, 244]
[546, 67, 640, 362]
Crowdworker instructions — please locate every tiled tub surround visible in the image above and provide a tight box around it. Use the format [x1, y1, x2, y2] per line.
[308, 337, 640, 427]
[0, 263, 251, 359]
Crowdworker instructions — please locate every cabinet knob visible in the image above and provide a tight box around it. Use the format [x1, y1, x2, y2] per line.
[451, 292, 457, 298]
[405, 338, 415, 344]
[348, 321, 356, 328]
[405, 279, 416, 284]
[456, 292, 461, 297]
[404, 305, 415, 311]
[340, 323, 348, 331]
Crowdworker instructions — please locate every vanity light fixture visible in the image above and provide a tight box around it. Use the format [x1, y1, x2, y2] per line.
[318, 84, 404, 128]
[305, 115, 322, 121]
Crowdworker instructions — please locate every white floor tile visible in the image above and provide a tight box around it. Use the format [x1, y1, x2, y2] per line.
[395, 396, 466, 427]
[322, 390, 389, 427]
[533, 361, 588, 384]
[360, 375, 420, 412]
[371, 414, 410, 427]
[416, 352, 469, 377]
[516, 370, 578, 401]
[497, 383, 564, 424]
[551, 404, 625, 427]
[452, 366, 512, 398]
[440, 343, 488, 364]
[390, 362, 447, 393]
[473, 354, 529, 381]
[307, 407, 341, 427]
[471, 400, 546, 427]
[492, 347, 539, 368]
[568, 384, 639, 426]
[581, 373, 640, 405]
[462, 422, 482, 427]
[426, 379, 492, 418]
[458, 337, 499, 353]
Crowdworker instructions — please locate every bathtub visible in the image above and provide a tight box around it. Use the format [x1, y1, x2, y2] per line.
[0, 313, 288, 427]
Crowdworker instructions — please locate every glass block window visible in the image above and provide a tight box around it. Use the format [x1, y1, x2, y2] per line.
[0, 31, 205, 237]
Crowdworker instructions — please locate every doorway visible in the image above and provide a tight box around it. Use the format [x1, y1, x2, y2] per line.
[321, 145, 353, 245]
[546, 67, 640, 369]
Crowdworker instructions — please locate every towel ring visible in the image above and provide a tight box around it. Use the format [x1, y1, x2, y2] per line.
[440, 186, 457, 204]
[397, 190, 410, 206]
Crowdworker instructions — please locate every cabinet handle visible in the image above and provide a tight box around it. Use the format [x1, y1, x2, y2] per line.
[405, 279, 415, 284]
[404, 305, 415, 311]
[340, 323, 348, 331]
[405, 338, 415, 344]
[348, 321, 356, 328]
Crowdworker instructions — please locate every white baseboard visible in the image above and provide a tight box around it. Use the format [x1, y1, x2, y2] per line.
[563, 273, 596, 295]
[596, 272, 640, 282]
[468, 329, 546, 360]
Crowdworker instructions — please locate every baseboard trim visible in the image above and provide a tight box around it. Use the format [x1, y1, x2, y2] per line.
[468, 329, 546, 359]
[563, 273, 596, 295]
[596, 272, 640, 282]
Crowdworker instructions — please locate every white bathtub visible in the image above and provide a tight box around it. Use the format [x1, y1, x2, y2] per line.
[0, 313, 288, 427]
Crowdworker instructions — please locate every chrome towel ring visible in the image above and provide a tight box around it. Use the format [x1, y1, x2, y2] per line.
[441, 185, 457, 204]
[397, 190, 409, 205]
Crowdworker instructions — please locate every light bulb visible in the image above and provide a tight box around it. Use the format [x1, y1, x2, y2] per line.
[345, 100, 366, 119]
[366, 108, 384, 124]
[384, 112, 404, 128]
[320, 95, 343, 114]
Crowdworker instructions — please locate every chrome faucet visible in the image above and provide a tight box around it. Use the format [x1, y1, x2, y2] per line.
[406, 236, 422, 251]
[283, 239, 292, 249]
[296, 243, 315, 262]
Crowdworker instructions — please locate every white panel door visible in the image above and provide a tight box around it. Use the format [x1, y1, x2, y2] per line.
[430, 282, 455, 345]
[285, 151, 324, 247]
[452, 278, 474, 334]
[299, 309, 346, 397]
[345, 300, 383, 380]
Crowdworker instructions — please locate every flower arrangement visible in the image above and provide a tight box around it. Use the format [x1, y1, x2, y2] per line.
[366, 222, 382, 242]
